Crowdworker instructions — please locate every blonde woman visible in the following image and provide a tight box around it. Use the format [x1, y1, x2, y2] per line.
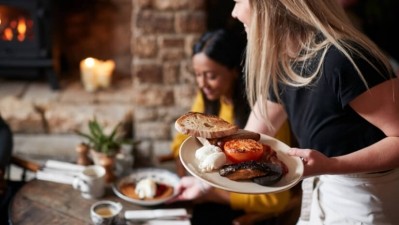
[232, 0, 399, 224]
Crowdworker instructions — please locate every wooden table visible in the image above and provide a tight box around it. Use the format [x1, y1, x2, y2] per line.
[9, 179, 191, 225]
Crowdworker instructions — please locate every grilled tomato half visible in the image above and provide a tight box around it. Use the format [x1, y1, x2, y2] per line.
[223, 139, 265, 163]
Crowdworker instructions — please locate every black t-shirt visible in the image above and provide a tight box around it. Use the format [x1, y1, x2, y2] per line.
[271, 45, 393, 157]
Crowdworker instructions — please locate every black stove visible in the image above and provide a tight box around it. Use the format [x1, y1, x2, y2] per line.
[0, 0, 59, 89]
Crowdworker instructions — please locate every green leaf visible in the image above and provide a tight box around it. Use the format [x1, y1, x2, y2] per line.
[75, 117, 128, 156]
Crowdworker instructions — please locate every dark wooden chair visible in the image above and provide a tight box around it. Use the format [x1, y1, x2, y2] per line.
[1, 156, 41, 224]
[1, 116, 40, 224]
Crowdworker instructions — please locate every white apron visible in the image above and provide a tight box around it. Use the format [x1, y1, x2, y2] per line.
[297, 169, 399, 225]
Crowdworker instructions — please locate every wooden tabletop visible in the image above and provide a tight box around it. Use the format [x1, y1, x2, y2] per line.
[9, 179, 191, 225]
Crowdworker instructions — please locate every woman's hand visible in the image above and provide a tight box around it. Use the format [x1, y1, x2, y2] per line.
[288, 148, 334, 178]
[169, 176, 212, 203]
[168, 176, 230, 205]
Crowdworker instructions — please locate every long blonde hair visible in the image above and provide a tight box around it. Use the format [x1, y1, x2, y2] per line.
[245, 0, 392, 127]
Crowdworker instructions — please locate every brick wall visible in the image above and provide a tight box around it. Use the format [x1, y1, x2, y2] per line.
[131, 0, 206, 162]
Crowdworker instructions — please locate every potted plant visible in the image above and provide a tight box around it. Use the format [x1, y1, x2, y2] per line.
[76, 117, 125, 158]
[75, 118, 129, 183]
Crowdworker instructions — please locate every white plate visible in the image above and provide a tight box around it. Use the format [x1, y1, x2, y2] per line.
[179, 134, 303, 194]
[112, 168, 180, 206]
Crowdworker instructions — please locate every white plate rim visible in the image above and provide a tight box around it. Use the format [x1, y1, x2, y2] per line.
[112, 168, 180, 206]
[179, 134, 304, 194]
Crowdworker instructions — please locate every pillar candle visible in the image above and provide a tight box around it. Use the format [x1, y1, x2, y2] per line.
[80, 57, 99, 92]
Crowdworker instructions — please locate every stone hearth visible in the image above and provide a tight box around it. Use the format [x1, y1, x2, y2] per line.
[0, 76, 133, 163]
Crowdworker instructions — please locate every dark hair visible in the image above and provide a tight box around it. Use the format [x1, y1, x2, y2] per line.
[192, 29, 250, 128]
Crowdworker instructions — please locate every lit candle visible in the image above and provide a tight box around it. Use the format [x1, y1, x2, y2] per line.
[96, 60, 115, 88]
[80, 57, 99, 92]
[80, 57, 115, 91]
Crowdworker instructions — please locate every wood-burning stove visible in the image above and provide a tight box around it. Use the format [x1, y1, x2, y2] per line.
[0, 0, 59, 89]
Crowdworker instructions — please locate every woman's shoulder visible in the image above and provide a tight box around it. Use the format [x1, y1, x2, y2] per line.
[323, 42, 383, 73]
[323, 44, 348, 63]
[191, 92, 205, 112]
[322, 42, 393, 90]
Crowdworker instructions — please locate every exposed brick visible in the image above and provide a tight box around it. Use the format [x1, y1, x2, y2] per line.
[160, 36, 185, 48]
[173, 84, 197, 108]
[175, 11, 206, 33]
[158, 107, 188, 124]
[134, 0, 152, 9]
[185, 34, 201, 56]
[152, 0, 205, 10]
[134, 86, 174, 106]
[179, 60, 196, 83]
[133, 64, 163, 84]
[163, 63, 179, 84]
[187, 0, 206, 10]
[134, 107, 158, 121]
[161, 49, 185, 61]
[135, 122, 170, 139]
[153, 0, 180, 10]
[136, 10, 175, 34]
[133, 36, 158, 58]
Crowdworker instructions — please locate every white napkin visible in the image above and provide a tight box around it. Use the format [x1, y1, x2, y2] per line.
[45, 160, 85, 172]
[124, 208, 188, 220]
[36, 170, 76, 184]
[36, 160, 85, 184]
[140, 220, 191, 225]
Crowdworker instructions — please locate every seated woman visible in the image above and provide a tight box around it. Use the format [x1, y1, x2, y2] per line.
[170, 29, 294, 225]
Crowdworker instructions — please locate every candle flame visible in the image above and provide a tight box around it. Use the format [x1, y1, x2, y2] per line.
[84, 57, 96, 67]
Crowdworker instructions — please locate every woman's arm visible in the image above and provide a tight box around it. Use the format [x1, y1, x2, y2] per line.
[290, 78, 399, 177]
[245, 100, 287, 135]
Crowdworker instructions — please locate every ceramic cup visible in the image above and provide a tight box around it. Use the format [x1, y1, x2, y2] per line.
[90, 200, 123, 225]
[72, 165, 105, 199]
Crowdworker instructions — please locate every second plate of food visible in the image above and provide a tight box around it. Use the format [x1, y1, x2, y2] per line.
[179, 134, 303, 194]
[112, 168, 180, 206]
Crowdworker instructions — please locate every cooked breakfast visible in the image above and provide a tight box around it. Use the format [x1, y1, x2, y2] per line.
[119, 179, 173, 201]
[175, 112, 289, 186]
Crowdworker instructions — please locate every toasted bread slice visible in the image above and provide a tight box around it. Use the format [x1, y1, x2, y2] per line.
[175, 112, 238, 139]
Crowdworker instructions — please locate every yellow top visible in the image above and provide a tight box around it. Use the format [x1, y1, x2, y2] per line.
[170, 92, 292, 214]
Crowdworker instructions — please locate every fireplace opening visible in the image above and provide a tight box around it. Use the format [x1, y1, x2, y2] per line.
[0, 0, 60, 89]
[0, 5, 33, 42]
